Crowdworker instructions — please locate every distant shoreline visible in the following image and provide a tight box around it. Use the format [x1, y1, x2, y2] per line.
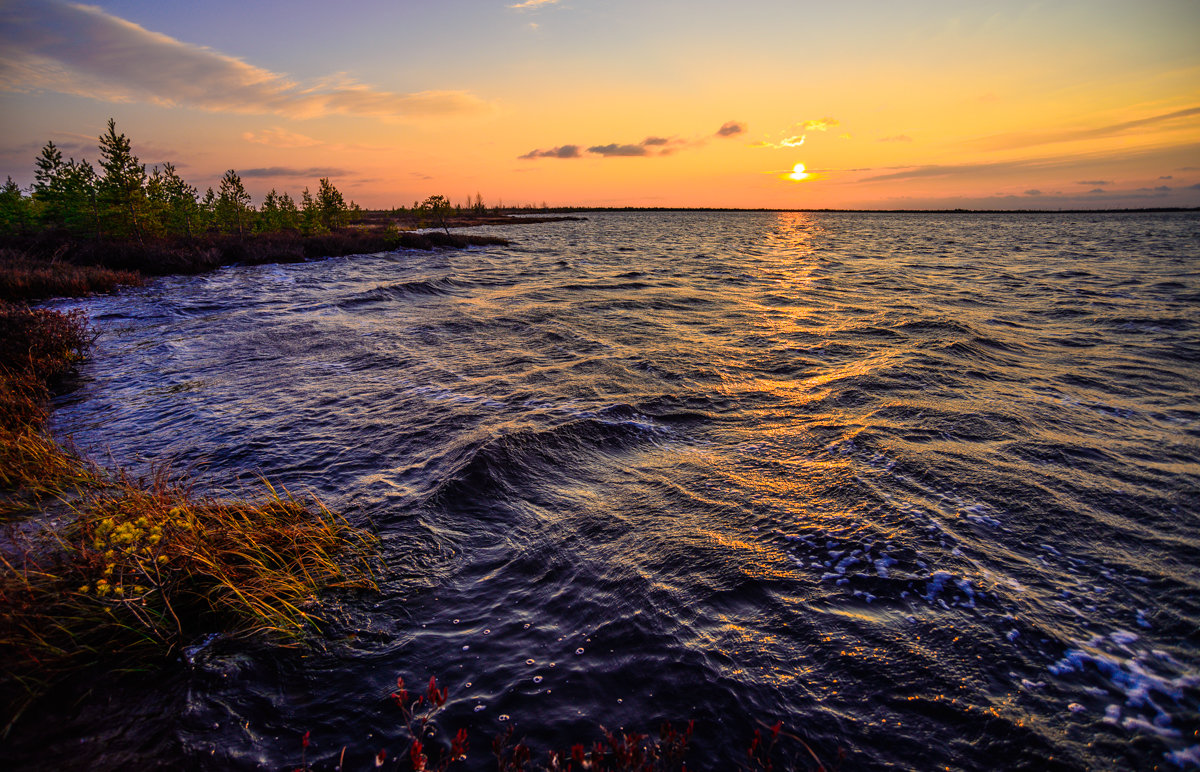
[523, 206, 1200, 215]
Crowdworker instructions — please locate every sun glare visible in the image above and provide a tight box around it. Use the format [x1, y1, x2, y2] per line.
[786, 162, 809, 182]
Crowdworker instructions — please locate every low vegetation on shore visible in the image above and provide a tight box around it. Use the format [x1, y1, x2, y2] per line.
[0, 119, 527, 301]
[0, 301, 377, 733]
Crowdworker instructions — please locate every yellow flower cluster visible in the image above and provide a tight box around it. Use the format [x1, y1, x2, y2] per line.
[77, 505, 194, 598]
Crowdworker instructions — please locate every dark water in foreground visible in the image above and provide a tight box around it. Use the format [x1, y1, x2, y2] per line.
[21, 212, 1200, 769]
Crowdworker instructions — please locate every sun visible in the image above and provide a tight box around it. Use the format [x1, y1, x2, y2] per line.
[786, 162, 809, 182]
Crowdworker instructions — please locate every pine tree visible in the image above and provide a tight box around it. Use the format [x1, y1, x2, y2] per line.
[160, 163, 198, 237]
[216, 169, 252, 236]
[98, 119, 148, 242]
[300, 187, 324, 235]
[277, 191, 300, 231]
[32, 141, 65, 229]
[61, 158, 100, 237]
[316, 177, 347, 230]
[0, 176, 32, 236]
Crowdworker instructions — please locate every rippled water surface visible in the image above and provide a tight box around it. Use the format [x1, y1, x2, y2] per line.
[22, 212, 1200, 769]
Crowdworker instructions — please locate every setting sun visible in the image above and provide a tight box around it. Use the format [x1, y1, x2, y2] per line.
[786, 162, 809, 182]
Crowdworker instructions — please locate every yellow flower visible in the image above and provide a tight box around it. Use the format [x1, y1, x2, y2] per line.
[157, 555, 168, 564]
[78, 585, 90, 593]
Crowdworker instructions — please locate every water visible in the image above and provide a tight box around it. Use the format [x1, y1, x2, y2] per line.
[20, 212, 1200, 769]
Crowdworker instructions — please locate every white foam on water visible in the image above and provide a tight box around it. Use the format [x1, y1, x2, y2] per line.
[1164, 745, 1200, 767]
[1048, 632, 1200, 743]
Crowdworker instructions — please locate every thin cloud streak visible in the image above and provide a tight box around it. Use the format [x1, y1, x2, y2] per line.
[519, 145, 582, 159]
[972, 106, 1200, 151]
[238, 167, 354, 179]
[243, 128, 322, 148]
[0, 0, 490, 119]
[520, 135, 686, 159]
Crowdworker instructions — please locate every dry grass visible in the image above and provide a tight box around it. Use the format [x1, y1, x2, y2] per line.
[0, 248, 142, 301]
[0, 302, 377, 732]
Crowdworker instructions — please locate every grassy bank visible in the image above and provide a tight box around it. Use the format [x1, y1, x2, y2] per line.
[0, 300, 376, 732]
[0, 224, 511, 301]
[0, 212, 540, 717]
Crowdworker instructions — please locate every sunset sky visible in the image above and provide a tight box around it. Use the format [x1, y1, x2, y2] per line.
[1, 0, 1198, 209]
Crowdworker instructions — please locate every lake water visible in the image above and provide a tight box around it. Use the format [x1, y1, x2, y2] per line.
[23, 211, 1200, 769]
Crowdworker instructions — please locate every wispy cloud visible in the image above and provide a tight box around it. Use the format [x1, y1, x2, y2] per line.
[972, 106, 1200, 151]
[509, 0, 560, 9]
[520, 135, 685, 160]
[0, 0, 491, 120]
[519, 145, 582, 159]
[588, 143, 649, 157]
[752, 118, 843, 149]
[243, 127, 322, 148]
[716, 121, 746, 137]
[802, 117, 839, 132]
[238, 166, 353, 179]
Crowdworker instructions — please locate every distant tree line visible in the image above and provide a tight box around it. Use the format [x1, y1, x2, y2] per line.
[0, 119, 359, 239]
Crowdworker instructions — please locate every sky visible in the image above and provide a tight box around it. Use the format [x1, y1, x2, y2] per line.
[1, 0, 1198, 210]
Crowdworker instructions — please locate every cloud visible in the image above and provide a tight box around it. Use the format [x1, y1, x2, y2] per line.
[588, 143, 648, 157]
[519, 144, 582, 159]
[1160, 175, 1173, 179]
[243, 127, 321, 148]
[238, 167, 353, 179]
[0, 0, 490, 120]
[1088, 188, 1106, 194]
[803, 117, 839, 132]
[1190, 183, 1200, 190]
[1024, 189, 1042, 196]
[520, 135, 686, 160]
[1077, 180, 1112, 185]
[510, 0, 559, 8]
[879, 135, 913, 143]
[973, 106, 1200, 151]
[751, 134, 806, 150]
[716, 121, 746, 137]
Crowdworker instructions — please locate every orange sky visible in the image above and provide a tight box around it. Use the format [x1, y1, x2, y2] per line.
[1, 0, 1198, 209]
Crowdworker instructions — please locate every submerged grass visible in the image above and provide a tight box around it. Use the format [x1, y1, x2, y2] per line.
[0, 300, 377, 732]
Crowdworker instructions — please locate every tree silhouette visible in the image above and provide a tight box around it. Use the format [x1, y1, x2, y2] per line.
[98, 119, 148, 243]
[316, 177, 347, 230]
[419, 194, 453, 235]
[217, 169, 252, 236]
[0, 176, 32, 236]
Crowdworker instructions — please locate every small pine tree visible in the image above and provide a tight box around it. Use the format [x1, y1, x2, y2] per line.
[300, 187, 324, 235]
[316, 177, 346, 230]
[277, 191, 300, 231]
[160, 162, 198, 237]
[199, 187, 217, 232]
[216, 169, 252, 236]
[0, 176, 32, 236]
[98, 119, 148, 242]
